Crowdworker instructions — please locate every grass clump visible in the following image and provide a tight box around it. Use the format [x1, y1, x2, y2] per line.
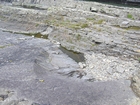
[127, 13, 133, 19]
[35, 24, 39, 27]
[81, 23, 88, 28]
[96, 19, 104, 24]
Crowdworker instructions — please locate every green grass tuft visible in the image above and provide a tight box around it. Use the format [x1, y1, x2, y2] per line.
[127, 14, 133, 19]
[86, 18, 95, 21]
[81, 23, 88, 28]
[96, 19, 104, 24]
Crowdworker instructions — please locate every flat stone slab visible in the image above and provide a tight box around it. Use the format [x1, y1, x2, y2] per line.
[0, 29, 137, 105]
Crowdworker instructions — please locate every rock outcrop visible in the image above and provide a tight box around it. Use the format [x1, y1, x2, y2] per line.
[0, 0, 140, 104]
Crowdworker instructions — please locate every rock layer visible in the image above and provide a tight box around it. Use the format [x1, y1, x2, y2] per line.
[0, 0, 140, 104]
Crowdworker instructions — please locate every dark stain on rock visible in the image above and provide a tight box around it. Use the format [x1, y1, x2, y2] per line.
[67, 70, 87, 79]
[92, 40, 102, 44]
[59, 46, 85, 63]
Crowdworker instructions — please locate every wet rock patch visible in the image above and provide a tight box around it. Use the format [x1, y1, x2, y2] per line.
[59, 46, 85, 63]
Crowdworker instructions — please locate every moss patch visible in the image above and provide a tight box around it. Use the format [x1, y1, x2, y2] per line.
[21, 32, 48, 39]
[113, 25, 140, 31]
[87, 18, 104, 25]
[35, 23, 39, 27]
[45, 16, 89, 29]
[5, 31, 48, 39]
[86, 18, 95, 21]
[0, 45, 6, 48]
[81, 23, 88, 28]
[0, 44, 12, 49]
[126, 26, 140, 31]
[95, 19, 104, 24]
[0, 15, 5, 19]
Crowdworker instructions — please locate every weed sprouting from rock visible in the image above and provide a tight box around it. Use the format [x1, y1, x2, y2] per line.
[127, 13, 133, 19]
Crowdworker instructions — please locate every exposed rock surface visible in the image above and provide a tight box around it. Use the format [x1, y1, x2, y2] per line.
[84, 53, 139, 81]
[0, 29, 137, 105]
[0, 0, 140, 105]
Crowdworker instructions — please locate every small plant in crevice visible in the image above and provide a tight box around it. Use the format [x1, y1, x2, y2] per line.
[86, 18, 95, 21]
[35, 23, 39, 27]
[127, 13, 133, 19]
[81, 23, 88, 28]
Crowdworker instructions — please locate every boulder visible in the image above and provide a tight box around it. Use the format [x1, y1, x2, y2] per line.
[90, 7, 98, 12]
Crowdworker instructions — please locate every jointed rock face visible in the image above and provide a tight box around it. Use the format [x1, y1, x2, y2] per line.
[0, 0, 140, 105]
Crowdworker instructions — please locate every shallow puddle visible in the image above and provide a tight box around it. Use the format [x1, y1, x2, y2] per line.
[59, 46, 85, 63]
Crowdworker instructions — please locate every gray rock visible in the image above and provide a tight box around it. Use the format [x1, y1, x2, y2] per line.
[131, 71, 140, 98]
[78, 62, 84, 68]
[78, 62, 86, 69]
[0, 25, 137, 105]
[2, 100, 17, 105]
[84, 53, 139, 81]
[0, 89, 9, 101]
[0, 97, 4, 101]
[41, 27, 53, 35]
[120, 21, 129, 28]
[90, 7, 98, 12]
[116, 66, 125, 73]
[0, 2, 140, 105]
[17, 100, 32, 105]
